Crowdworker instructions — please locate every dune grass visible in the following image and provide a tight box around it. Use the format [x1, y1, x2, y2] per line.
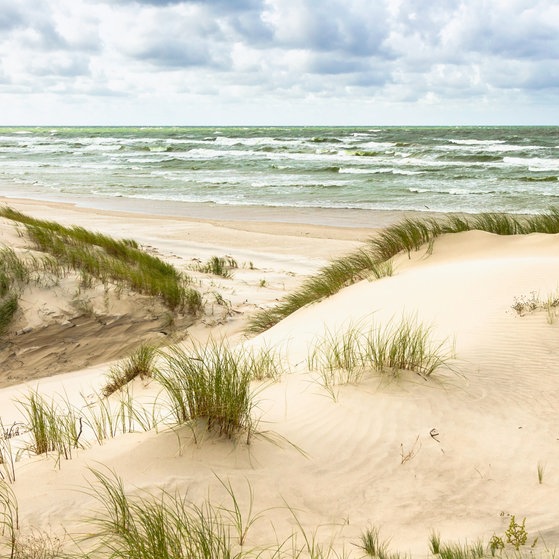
[438, 540, 485, 559]
[0, 206, 202, 313]
[10, 532, 64, 559]
[195, 255, 238, 278]
[9, 341, 280, 461]
[429, 532, 442, 555]
[0, 246, 70, 334]
[0, 248, 29, 335]
[85, 468, 240, 559]
[16, 391, 83, 461]
[102, 343, 159, 397]
[309, 326, 368, 394]
[156, 339, 284, 441]
[0, 295, 18, 336]
[16, 385, 157, 459]
[0, 480, 18, 559]
[2, 466, 557, 559]
[364, 318, 453, 377]
[0, 421, 16, 484]
[157, 341, 258, 440]
[357, 526, 391, 559]
[248, 252, 393, 333]
[81, 388, 158, 446]
[85, 469, 377, 559]
[248, 208, 559, 333]
[309, 318, 454, 397]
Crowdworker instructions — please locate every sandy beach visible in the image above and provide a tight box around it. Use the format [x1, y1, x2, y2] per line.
[1, 195, 559, 557]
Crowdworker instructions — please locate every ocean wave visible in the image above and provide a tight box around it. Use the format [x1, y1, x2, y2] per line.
[393, 169, 424, 175]
[313, 166, 341, 173]
[310, 137, 341, 143]
[504, 157, 559, 171]
[435, 153, 502, 163]
[338, 167, 424, 176]
[354, 141, 396, 150]
[1, 126, 558, 217]
[348, 150, 384, 157]
[448, 139, 506, 145]
[515, 175, 558, 182]
[408, 184, 559, 199]
[126, 156, 172, 164]
[529, 165, 559, 172]
[338, 168, 376, 174]
[408, 187, 498, 196]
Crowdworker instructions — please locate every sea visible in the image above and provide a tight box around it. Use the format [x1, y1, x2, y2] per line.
[0, 126, 558, 223]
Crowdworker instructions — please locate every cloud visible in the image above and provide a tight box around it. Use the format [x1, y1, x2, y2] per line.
[119, 12, 230, 72]
[0, 4, 24, 32]
[261, 0, 390, 56]
[0, 0, 558, 124]
[129, 0, 263, 7]
[446, 1, 559, 60]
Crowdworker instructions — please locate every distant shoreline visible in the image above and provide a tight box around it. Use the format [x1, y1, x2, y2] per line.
[0, 189, 430, 230]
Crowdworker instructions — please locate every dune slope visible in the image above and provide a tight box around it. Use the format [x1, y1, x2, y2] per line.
[2, 222, 559, 557]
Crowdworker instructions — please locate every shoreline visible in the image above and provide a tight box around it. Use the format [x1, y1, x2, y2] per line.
[0, 187, 435, 230]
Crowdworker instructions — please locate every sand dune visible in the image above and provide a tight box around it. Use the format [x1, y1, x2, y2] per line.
[1, 198, 559, 557]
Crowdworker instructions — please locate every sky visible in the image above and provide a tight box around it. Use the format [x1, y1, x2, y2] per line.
[0, 0, 558, 126]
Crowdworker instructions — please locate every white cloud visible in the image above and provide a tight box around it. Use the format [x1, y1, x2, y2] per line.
[0, 0, 557, 124]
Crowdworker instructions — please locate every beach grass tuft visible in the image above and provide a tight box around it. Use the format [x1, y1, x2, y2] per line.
[309, 317, 453, 395]
[196, 255, 238, 278]
[357, 526, 390, 558]
[0, 206, 202, 313]
[0, 247, 30, 335]
[102, 344, 159, 397]
[85, 467, 239, 559]
[10, 531, 64, 559]
[16, 391, 85, 462]
[364, 317, 452, 377]
[0, 295, 18, 336]
[0, 479, 18, 558]
[0, 421, 16, 484]
[81, 387, 157, 445]
[309, 325, 368, 396]
[157, 340, 257, 440]
[248, 208, 559, 333]
[429, 531, 442, 555]
[438, 540, 485, 559]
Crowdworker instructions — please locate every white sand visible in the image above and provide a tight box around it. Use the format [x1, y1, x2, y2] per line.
[1, 197, 559, 556]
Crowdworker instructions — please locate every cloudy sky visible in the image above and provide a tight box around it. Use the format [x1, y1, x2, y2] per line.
[1, 0, 558, 126]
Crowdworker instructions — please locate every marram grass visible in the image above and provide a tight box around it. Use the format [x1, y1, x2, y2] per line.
[16, 391, 83, 460]
[0, 206, 202, 313]
[248, 208, 559, 333]
[84, 468, 239, 559]
[247, 252, 393, 333]
[0, 247, 29, 335]
[157, 340, 284, 440]
[2, 467, 558, 558]
[157, 341, 254, 440]
[102, 343, 159, 397]
[309, 318, 453, 396]
[195, 255, 238, 278]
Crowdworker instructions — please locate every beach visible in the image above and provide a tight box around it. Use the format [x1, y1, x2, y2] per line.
[1, 195, 559, 557]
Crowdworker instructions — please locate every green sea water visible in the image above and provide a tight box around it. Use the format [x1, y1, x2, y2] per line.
[0, 126, 558, 215]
